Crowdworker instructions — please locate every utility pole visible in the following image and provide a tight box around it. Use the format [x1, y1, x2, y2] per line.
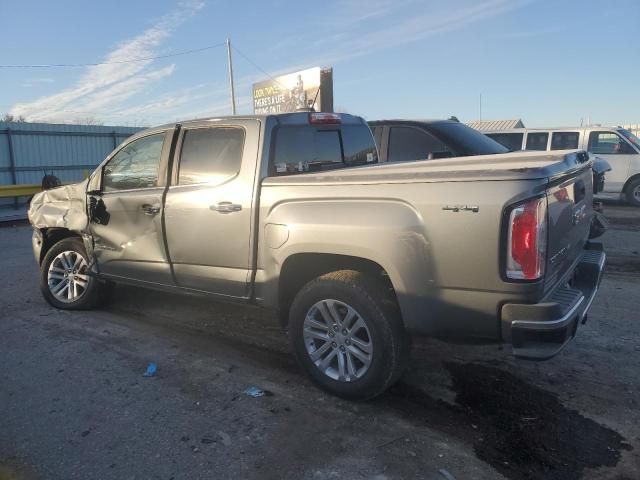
[226, 37, 237, 115]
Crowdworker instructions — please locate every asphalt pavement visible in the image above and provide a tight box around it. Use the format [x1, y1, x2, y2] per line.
[1, 203, 639, 480]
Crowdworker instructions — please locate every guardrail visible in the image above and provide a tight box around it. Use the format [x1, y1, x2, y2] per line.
[0, 122, 141, 209]
[0, 184, 41, 198]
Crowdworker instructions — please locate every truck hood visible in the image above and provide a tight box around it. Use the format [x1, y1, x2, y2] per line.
[28, 179, 89, 231]
[263, 150, 591, 185]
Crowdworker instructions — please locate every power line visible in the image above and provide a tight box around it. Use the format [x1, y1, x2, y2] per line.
[231, 44, 287, 89]
[0, 43, 226, 69]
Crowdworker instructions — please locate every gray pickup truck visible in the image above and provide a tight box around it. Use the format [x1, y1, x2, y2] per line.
[28, 112, 605, 400]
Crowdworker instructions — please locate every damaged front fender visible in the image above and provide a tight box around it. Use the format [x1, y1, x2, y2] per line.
[28, 180, 90, 232]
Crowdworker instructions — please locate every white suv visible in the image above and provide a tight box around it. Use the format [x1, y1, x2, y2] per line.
[479, 126, 640, 206]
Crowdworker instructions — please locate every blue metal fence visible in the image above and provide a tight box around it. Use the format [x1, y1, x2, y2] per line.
[0, 121, 143, 209]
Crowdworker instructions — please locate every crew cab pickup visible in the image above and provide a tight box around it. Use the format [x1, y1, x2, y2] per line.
[28, 112, 605, 400]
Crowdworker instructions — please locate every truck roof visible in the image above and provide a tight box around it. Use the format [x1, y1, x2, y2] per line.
[134, 112, 367, 139]
[479, 126, 624, 133]
[368, 119, 459, 126]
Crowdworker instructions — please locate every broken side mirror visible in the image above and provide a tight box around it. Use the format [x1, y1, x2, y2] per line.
[88, 195, 110, 225]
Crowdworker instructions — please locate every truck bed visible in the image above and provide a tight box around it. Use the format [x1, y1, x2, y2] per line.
[263, 150, 590, 185]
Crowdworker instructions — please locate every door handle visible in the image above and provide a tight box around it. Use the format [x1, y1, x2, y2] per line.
[141, 204, 161, 215]
[210, 201, 242, 214]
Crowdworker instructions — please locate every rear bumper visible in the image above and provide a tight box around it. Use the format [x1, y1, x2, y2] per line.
[502, 243, 605, 359]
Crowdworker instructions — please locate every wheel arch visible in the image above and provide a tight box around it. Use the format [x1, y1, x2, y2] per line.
[38, 228, 83, 265]
[277, 253, 399, 327]
[622, 173, 640, 202]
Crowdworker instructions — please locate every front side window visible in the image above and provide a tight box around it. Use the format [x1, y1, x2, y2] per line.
[178, 127, 244, 185]
[588, 131, 635, 155]
[525, 132, 549, 151]
[388, 127, 451, 162]
[103, 134, 164, 192]
[619, 129, 640, 150]
[551, 132, 579, 150]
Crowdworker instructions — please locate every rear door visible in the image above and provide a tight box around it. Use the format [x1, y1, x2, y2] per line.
[587, 130, 637, 193]
[163, 119, 260, 299]
[89, 131, 173, 285]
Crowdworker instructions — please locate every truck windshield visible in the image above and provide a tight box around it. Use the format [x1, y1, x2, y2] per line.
[271, 124, 378, 175]
[618, 128, 640, 150]
[426, 122, 510, 156]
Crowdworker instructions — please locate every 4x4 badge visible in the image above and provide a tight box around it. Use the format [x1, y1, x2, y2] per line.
[442, 205, 479, 213]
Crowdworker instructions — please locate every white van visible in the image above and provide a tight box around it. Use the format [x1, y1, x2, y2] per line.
[480, 127, 640, 206]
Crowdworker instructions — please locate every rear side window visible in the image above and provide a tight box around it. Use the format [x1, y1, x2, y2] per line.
[388, 126, 451, 162]
[178, 128, 244, 185]
[551, 132, 579, 150]
[272, 125, 377, 175]
[526, 132, 549, 151]
[487, 133, 523, 151]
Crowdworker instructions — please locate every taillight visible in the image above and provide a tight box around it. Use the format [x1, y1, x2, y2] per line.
[309, 112, 342, 125]
[506, 196, 547, 280]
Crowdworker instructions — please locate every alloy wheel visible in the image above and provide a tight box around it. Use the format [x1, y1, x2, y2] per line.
[47, 250, 90, 303]
[303, 299, 373, 382]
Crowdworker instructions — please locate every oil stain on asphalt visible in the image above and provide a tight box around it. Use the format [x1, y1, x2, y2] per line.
[447, 362, 631, 480]
[382, 362, 632, 480]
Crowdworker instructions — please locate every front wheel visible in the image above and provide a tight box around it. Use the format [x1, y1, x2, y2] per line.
[625, 177, 640, 207]
[289, 270, 409, 400]
[40, 237, 108, 310]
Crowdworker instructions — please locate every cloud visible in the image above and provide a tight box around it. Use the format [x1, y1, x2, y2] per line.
[10, 0, 204, 122]
[268, 0, 533, 72]
[321, 0, 533, 64]
[495, 25, 566, 39]
[112, 82, 229, 121]
[22, 77, 55, 88]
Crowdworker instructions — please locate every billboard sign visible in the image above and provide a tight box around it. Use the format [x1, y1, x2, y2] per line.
[252, 67, 333, 114]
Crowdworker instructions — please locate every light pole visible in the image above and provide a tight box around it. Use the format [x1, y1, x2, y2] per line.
[226, 37, 236, 115]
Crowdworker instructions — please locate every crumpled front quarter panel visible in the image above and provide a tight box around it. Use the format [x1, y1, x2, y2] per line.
[28, 180, 89, 232]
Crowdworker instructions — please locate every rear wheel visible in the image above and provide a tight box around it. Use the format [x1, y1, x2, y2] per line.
[40, 237, 109, 310]
[625, 177, 640, 207]
[289, 270, 409, 400]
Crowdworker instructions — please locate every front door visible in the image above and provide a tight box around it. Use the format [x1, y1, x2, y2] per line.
[164, 120, 259, 299]
[89, 131, 173, 285]
[587, 131, 637, 193]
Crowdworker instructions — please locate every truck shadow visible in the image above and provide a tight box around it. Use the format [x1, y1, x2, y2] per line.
[110, 286, 632, 480]
[379, 362, 631, 480]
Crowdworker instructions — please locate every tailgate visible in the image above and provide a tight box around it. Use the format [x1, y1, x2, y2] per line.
[544, 165, 593, 291]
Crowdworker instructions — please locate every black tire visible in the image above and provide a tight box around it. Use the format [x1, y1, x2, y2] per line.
[289, 270, 409, 401]
[625, 177, 640, 207]
[40, 237, 108, 310]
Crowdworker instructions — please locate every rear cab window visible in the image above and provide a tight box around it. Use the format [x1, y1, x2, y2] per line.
[271, 124, 377, 175]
